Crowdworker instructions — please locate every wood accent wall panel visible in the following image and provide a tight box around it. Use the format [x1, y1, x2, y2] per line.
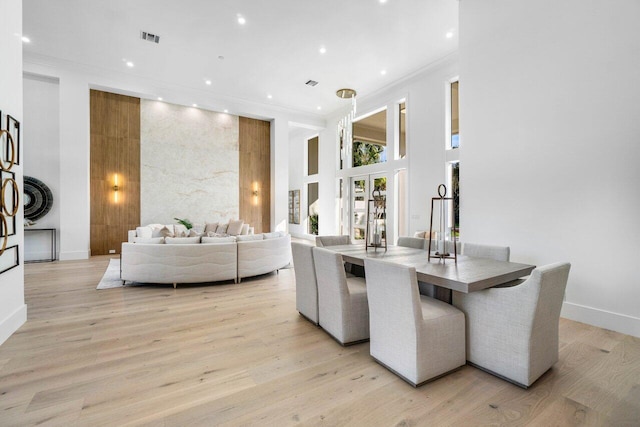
[239, 117, 270, 234]
[90, 90, 140, 255]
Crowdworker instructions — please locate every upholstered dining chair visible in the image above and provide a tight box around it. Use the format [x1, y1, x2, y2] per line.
[291, 242, 319, 325]
[397, 236, 427, 250]
[315, 235, 351, 247]
[452, 262, 571, 388]
[462, 242, 510, 261]
[312, 247, 369, 345]
[364, 258, 466, 386]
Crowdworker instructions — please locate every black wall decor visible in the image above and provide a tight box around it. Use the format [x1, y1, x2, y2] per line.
[6, 115, 20, 166]
[24, 176, 54, 221]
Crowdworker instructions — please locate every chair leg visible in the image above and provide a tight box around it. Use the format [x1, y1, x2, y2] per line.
[173, 283, 177, 289]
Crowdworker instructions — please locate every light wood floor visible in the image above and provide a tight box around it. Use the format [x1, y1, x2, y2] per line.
[0, 256, 638, 426]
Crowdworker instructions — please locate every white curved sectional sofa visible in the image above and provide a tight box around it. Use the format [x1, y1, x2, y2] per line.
[121, 233, 291, 287]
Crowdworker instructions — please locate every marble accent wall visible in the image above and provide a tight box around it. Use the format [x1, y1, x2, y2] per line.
[140, 100, 239, 225]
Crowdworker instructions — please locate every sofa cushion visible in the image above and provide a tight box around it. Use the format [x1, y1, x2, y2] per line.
[227, 219, 244, 236]
[237, 234, 263, 241]
[201, 236, 237, 244]
[204, 222, 219, 234]
[263, 231, 285, 239]
[216, 223, 229, 234]
[133, 237, 165, 244]
[165, 236, 201, 244]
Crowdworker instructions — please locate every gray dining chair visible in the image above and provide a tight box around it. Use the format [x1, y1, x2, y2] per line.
[316, 234, 363, 277]
[291, 242, 319, 325]
[315, 235, 351, 247]
[312, 247, 369, 345]
[364, 258, 466, 386]
[452, 262, 571, 388]
[397, 236, 427, 250]
[462, 242, 510, 261]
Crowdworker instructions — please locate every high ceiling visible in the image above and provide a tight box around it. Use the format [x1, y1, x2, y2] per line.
[23, 0, 458, 117]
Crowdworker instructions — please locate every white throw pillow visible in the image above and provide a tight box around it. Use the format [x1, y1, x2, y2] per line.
[240, 224, 250, 235]
[133, 237, 164, 244]
[201, 236, 237, 244]
[136, 226, 153, 239]
[227, 219, 244, 236]
[237, 234, 264, 241]
[165, 236, 201, 244]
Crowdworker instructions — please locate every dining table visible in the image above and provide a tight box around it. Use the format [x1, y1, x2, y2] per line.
[327, 244, 535, 299]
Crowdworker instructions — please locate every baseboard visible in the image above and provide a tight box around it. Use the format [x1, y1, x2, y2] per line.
[0, 304, 27, 346]
[561, 301, 640, 338]
[59, 250, 90, 261]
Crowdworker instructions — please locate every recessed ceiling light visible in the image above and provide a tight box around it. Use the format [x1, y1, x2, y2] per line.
[317, 106, 322, 110]
[192, 104, 198, 107]
[379, 0, 388, 4]
[21, 36, 30, 43]
[126, 61, 134, 68]
[205, 80, 212, 85]
[237, 15, 246, 25]
[267, 94, 273, 99]
[446, 31, 454, 39]
[218, 55, 225, 60]
[380, 69, 387, 75]
[319, 46, 327, 54]
[157, 97, 163, 101]
[224, 109, 229, 113]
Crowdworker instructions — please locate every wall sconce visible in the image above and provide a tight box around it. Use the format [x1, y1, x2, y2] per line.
[252, 182, 259, 206]
[252, 190, 259, 197]
[113, 173, 120, 203]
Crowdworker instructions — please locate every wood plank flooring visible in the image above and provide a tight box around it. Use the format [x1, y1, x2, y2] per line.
[0, 256, 638, 426]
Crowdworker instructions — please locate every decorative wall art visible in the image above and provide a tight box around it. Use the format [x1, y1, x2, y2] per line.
[0, 115, 20, 274]
[24, 176, 53, 221]
[6, 115, 20, 166]
[0, 170, 17, 237]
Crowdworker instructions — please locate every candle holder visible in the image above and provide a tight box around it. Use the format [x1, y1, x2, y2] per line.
[365, 188, 387, 252]
[428, 184, 457, 263]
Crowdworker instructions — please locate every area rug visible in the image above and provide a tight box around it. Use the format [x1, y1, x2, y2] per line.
[96, 259, 126, 290]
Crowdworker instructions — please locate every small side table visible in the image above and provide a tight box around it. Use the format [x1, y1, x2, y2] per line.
[24, 228, 57, 263]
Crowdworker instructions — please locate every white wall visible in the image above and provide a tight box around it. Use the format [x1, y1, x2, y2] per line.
[140, 100, 239, 225]
[23, 56, 324, 258]
[460, 0, 640, 337]
[0, 0, 26, 346]
[23, 74, 60, 261]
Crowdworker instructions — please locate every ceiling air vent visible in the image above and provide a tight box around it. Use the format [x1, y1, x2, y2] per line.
[140, 31, 160, 44]
[305, 80, 319, 87]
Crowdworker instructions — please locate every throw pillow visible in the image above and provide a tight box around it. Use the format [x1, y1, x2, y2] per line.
[174, 224, 189, 236]
[133, 237, 165, 244]
[240, 224, 250, 235]
[150, 224, 166, 237]
[188, 229, 202, 237]
[237, 234, 264, 241]
[413, 231, 426, 239]
[227, 219, 244, 236]
[207, 231, 228, 237]
[160, 226, 174, 238]
[204, 222, 219, 234]
[201, 236, 237, 244]
[216, 223, 229, 234]
[165, 236, 201, 244]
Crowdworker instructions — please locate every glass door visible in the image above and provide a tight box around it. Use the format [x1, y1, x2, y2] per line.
[350, 174, 387, 242]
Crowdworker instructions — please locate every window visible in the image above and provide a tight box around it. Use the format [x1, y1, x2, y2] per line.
[307, 182, 319, 235]
[398, 102, 406, 159]
[307, 136, 318, 175]
[352, 109, 387, 167]
[450, 81, 459, 149]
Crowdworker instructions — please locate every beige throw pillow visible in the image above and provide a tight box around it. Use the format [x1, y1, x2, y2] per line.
[216, 223, 229, 234]
[204, 222, 219, 234]
[227, 219, 244, 236]
[160, 226, 174, 238]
